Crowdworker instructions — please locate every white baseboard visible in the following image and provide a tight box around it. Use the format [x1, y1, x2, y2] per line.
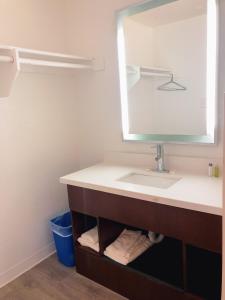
[0, 243, 56, 289]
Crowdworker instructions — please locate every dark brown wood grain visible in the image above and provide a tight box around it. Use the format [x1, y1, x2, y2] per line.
[67, 185, 222, 300]
[98, 218, 124, 254]
[71, 211, 97, 240]
[76, 245, 203, 300]
[68, 185, 222, 253]
[182, 242, 188, 291]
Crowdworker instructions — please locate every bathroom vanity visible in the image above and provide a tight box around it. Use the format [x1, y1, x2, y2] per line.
[60, 164, 222, 300]
[59, 0, 221, 297]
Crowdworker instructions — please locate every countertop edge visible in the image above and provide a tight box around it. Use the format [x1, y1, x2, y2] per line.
[60, 177, 223, 217]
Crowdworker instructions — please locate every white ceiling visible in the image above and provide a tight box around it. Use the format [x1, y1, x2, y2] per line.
[129, 0, 206, 28]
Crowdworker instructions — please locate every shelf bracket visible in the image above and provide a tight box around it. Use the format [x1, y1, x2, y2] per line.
[0, 48, 20, 98]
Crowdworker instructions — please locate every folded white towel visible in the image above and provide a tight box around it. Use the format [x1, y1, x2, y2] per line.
[79, 226, 99, 244]
[105, 238, 152, 265]
[105, 229, 142, 256]
[77, 238, 100, 252]
[105, 231, 143, 258]
[77, 226, 99, 252]
[104, 229, 152, 265]
[124, 234, 150, 259]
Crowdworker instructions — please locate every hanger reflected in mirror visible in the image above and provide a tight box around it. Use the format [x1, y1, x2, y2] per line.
[157, 74, 187, 91]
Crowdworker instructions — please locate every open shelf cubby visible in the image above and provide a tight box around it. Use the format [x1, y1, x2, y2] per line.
[71, 211, 97, 241]
[186, 245, 222, 300]
[128, 237, 183, 288]
[98, 218, 183, 289]
[71, 211, 222, 300]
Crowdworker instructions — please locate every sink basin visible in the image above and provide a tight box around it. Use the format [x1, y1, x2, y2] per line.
[118, 172, 181, 189]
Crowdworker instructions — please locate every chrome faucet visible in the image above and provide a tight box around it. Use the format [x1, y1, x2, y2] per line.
[153, 144, 169, 173]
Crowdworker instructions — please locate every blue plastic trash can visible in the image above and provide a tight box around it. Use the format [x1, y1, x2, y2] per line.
[50, 211, 75, 267]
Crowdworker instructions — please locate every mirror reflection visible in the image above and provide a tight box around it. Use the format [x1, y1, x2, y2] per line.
[117, 0, 217, 143]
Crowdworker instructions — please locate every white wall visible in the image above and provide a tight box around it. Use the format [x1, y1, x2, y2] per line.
[0, 0, 68, 52]
[124, 18, 154, 66]
[126, 15, 207, 135]
[0, 0, 80, 287]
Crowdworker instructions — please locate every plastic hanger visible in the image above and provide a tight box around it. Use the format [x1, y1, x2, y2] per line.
[157, 73, 186, 91]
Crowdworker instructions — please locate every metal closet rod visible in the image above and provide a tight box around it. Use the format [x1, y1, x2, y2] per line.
[0, 54, 92, 69]
[20, 58, 92, 69]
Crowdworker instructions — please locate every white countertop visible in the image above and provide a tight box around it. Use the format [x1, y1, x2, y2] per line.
[60, 163, 223, 216]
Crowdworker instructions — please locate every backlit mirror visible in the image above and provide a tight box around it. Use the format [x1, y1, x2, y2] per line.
[117, 0, 218, 144]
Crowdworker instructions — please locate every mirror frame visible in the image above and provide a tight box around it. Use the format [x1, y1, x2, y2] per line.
[116, 0, 218, 144]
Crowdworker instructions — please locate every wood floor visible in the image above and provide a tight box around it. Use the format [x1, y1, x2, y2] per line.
[0, 254, 127, 300]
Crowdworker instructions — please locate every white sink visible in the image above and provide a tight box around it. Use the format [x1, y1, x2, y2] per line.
[118, 172, 181, 189]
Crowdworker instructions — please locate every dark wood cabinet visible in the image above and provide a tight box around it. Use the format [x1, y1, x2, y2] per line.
[67, 185, 222, 300]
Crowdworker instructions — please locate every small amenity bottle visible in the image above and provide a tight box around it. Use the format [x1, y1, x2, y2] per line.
[213, 166, 219, 178]
[208, 163, 213, 177]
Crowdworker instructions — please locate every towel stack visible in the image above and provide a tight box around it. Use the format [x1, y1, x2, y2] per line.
[77, 226, 99, 252]
[104, 229, 153, 265]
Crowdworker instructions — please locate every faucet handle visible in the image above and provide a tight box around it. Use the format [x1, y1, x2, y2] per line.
[151, 144, 169, 173]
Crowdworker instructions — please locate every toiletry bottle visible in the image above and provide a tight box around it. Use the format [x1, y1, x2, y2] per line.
[213, 166, 219, 178]
[208, 163, 213, 177]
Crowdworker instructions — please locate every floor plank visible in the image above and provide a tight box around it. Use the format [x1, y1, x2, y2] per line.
[0, 255, 127, 300]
